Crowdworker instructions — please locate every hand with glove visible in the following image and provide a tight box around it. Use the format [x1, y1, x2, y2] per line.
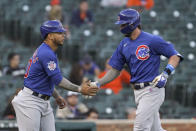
[152, 64, 175, 88]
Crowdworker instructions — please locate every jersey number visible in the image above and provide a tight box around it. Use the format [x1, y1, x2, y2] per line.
[24, 50, 38, 78]
[24, 59, 32, 78]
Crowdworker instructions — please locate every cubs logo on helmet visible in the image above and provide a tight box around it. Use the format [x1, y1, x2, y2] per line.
[135, 45, 150, 60]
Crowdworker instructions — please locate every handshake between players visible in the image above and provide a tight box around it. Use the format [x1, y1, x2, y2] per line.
[79, 80, 100, 96]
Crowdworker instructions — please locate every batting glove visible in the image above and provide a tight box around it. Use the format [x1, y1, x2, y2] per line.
[153, 64, 175, 88]
[152, 72, 168, 88]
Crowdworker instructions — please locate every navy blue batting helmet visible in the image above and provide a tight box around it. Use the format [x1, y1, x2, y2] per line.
[115, 9, 140, 34]
[40, 20, 66, 39]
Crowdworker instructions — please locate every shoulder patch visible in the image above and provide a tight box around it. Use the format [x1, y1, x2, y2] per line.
[47, 61, 56, 71]
[135, 45, 150, 60]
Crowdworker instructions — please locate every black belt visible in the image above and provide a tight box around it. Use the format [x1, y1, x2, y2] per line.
[133, 82, 151, 90]
[22, 87, 50, 101]
[32, 92, 50, 101]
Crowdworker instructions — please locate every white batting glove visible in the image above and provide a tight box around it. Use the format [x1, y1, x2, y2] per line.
[152, 72, 168, 88]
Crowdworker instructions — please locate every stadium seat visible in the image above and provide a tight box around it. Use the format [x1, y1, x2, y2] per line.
[0, 0, 196, 119]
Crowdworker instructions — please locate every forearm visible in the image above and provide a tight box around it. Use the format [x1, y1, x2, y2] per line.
[58, 77, 81, 92]
[153, 55, 181, 88]
[52, 88, 60, 99]
[98, 68, 120, 86]
[95, 68, 100, 77]
[163, 55, 180, 76]
[168, 55, 180, 68]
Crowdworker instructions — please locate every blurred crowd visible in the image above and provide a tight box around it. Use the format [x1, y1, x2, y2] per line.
[0, 51, 133, 120]
[0, 0, 158, 121]
[46, 0, 94, 40]
[0, 52, 25, 77]
[1, 0, 196, 123]
[44, 0, 154, 39]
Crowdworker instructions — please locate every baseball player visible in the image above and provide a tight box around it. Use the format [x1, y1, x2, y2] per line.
[90, 9, 183, 131]
[12, 20, 98, 131]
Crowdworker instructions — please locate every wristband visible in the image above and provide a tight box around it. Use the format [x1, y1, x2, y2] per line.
[164, 64, 175, 75]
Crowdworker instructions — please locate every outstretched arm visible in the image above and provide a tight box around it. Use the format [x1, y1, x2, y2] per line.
[91, 68, 120, 88]
[98, 68, 120, 86]
[58, 77, 81, 92]
[58, 77, 98, 96]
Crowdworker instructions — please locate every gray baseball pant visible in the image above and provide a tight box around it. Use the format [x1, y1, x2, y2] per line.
[12, 87, 55, 131]
[133, 85, 166, 131]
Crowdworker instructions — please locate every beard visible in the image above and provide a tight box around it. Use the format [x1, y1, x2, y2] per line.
[54, 38, 63, 47]
[124, 33, 132, 37]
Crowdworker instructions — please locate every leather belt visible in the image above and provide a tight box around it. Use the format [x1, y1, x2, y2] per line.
[132, 82, 151, 90]
[23, 87, 50, 101]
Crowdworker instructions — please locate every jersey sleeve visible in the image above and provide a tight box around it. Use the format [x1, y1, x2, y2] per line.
[40, 52, 63, 85]
[150, 36, 180, 58]
[108, 43, 126, 71]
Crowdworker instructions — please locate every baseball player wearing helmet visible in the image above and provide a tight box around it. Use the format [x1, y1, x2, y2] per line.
[12, 20, 98, 131]
[90, 9, 183, 131]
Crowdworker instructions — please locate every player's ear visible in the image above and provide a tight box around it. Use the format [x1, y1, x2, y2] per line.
[47, 33, 54, 40]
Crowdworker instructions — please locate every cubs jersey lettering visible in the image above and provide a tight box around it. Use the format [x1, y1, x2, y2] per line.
[24, 43, 63, 96]
[109, 31, 180, 83]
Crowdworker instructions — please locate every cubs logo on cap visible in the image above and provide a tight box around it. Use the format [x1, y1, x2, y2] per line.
[47, 61, 56, 71]
[135, 45, 150, 60]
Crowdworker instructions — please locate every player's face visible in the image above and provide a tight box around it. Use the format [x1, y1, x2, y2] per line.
[52, 32, 66, 46]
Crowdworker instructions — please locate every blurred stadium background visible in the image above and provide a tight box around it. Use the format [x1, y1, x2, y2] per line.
[0, 0, 196, 131]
